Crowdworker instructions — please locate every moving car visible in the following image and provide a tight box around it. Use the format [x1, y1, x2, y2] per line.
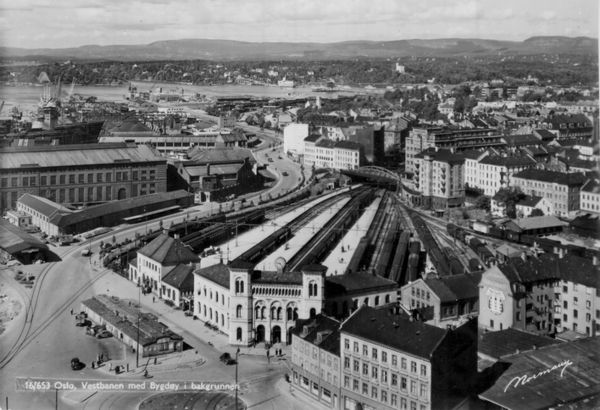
[96, 330, 113, 339]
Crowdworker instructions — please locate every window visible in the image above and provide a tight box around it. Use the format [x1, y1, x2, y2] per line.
[40, 176, 47, 185]
[382, 370, 388, 383]
[392, 355, 397, 366]
[574, 310, 578, 319]
[382, 351, 387, 363]
[87, 174, 93, 183]
[400, 397, 407, 409]
[564, 301, 568, 309]
[420, 383, 427, 397]
[106, 173, 112, 182]
[372, 367, 378, 379]
[371, 386, 377, 399]
[344, 338, 349, 350]
[69, 174, 75, 184]
[381, 390, 388, 403]
[353, 342, 359, 353]
[344, 376, 349, 388]
[362, 363, 368, 375]
[411, 361, 417, 373]
[372, 348, 378, 360]
[391, 374, 398, 386]
[401, 357, 407, 370]
[410, 380, 417, 394]
[344, 357, 350, 369]
[22, 177, 29, 187]
[97, 173, 102, 182]
[353, 360, 359, 372]
[362, 383, 368, 395]
[363, 345, 368, 356]
[401, 376, 408, 390]
[353, 379, 359, 391]
[236, 305, 242, 318]
[420, 364, 427, 377]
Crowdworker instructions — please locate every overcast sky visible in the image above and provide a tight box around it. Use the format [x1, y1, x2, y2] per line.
[0, 0, 597, 49]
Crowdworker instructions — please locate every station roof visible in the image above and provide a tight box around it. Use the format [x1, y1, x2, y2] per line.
[479, 328, 562, 360]
[325, 272, 397, 297]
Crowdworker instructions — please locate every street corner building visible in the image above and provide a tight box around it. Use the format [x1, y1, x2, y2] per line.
[81, 295, 183, 357]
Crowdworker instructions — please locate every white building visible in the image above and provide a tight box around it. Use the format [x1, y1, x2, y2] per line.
[283, 123, 310, 157]
[303, 136, 361, 171]
[580, 178, 600, 215]
[464, 152, 537, 196]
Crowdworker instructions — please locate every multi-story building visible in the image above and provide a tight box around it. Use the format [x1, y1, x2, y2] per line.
[291, 314, 341, 409]
[130, 233, 200, 299]
[511, 169, 588, 218]
[405, 127, 504, 175]
[0, 142, 167, 212]
[283, 123, 310, 157]
[412, 148, 465, 209]
[193, 262, 327, 345]
[479, 253, 600, 338]
[400, 273, 481, 329]
[304, 136, 361, 171]
[580, 178, 600, 215]
[472, 154, 537, 196]
[542, 113, 593, 139]
[340, 305, 477, 410]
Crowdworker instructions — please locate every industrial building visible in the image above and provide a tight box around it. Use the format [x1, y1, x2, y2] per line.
[0, 142, 167, 212]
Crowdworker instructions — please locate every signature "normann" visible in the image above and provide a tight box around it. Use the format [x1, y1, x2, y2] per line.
[504, 359, 573, 393]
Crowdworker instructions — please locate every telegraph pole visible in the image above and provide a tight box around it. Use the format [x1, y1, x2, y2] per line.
[136, 284, 141, 368]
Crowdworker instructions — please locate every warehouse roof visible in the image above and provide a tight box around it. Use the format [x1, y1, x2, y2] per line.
[0, 143, 164, 169]
[325, 272, 397, 297]
[0, 220, 48, 254]
[17, 193, 73, 219]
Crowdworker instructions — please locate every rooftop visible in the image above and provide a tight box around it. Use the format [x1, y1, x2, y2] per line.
[479, 154, 536, 167]
[340, 305, 447, 360]
[514, 215, 567, 231]
[479, 328, 562, 360]
[515, 195, 543, 208]
[187, 147, 256, 164]
[326, 272, 398, 297]
[138, 233, 199, 267]
[415, 147, 465, 165]
[82, 295, 183, 346]
[162, 263, 195, 291]
[194, 263, 230, 288]
[424, 272, 482, 303]
[0, 143, 164, 169]
[17, 193, 73, 219]
[292, 314, 341, 356]
[479, 337, 600, 410]
[512, 169, 588, 186]
[582, 178, 600, 194]
[0, 219, 48, 254]
[502, 134, 542, 147]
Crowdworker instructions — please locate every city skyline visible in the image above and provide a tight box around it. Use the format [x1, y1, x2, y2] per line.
[0, 0, 597, 49]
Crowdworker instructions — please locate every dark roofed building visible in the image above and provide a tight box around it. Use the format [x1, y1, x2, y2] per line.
[81, 295, 183, 357]
[340, 305, 478, 410]
[0, 219, 49, 264]
[545, 113, 593, 139]
[478, 328, 562, 361]
[291, 314, 341, 408]
[401, 272, 481, 328]
[479, 337, 600, 410]
[138, 233, 199, 266]
[502, 134, 542, 147]
[0, 142, 167, 213]
[161, 263, 195, 309]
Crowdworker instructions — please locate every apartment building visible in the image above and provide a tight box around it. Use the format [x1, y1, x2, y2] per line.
[471, 154, 537, 196]
[412, 148, 465, 209]
[0, 143, 167, 212]
[580, 178, 600, 215]
[511, 169, 588, 218]
[405, 127, 504, 175]
[339, 305, 477, 410]
[291, 315, 341, 409]
[478, 253, 600, 338]
[304, 136, 361, 171]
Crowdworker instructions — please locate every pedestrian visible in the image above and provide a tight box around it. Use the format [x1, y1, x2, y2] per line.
[154, 357, 157, 365]
[153, 296, 155, 303]
[70, 308, 74, 315]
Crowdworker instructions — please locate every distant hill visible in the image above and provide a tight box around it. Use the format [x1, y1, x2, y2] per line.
[1, 36, 597, 61]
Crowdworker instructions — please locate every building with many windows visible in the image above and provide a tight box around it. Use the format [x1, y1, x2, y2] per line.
[400, 273, 481, 329]
[580, 178, 600, 215]
[304, 136, 362, 171]
[478, 253, 600, 339]
[291, 314, 341, 409]
[0, 143, 166, 212]
[511, 169, 588, 218]
[412, 148, 465, 209]
[466, 153, 537, 196]
[339, 305, 477, 410]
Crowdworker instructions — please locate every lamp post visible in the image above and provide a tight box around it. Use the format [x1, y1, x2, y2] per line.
[235, 347, 240, 410]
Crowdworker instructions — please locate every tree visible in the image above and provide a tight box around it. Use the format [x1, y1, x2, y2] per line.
[475, 196, 491, 211]
[530, 208, 544, 217]
[495, 187, 526, 219]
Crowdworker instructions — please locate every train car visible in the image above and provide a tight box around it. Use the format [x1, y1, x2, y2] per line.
[477, 246, 495, 266]
[406, 253, 420, 283]
[519, 234, 535, 246]
[472, 220, 492, 234]
[469, 237, 484, 250]
[448, 256, 465, 276]
[446, 223, 458, 237]
[535, 237, 561, 253]
[468, 258, 484, 272]
[488, 226, 505, 240]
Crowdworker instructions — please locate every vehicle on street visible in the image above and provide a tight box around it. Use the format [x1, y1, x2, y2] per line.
[96, 330, 113, 339]
[282, 171, 289, 176]
[81, 248, 91, 257]
[219, 352, 236, 365]
[76, 319, 91, 327]
[71, 358, 84, 370]
[268, 158, 274, 162]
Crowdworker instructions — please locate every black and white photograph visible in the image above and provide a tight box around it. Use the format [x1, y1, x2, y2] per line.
[0, 1, 598, 409]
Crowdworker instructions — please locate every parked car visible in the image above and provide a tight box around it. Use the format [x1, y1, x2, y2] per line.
[268, 158, 274, 162]
[81, 248, 91, 257]
[219, 352, 236, 365]
[282, 171, 289, 176]
[76, 319, 91, 327]
[96, 330, 113, 339]
[71, 357, 84, 370]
